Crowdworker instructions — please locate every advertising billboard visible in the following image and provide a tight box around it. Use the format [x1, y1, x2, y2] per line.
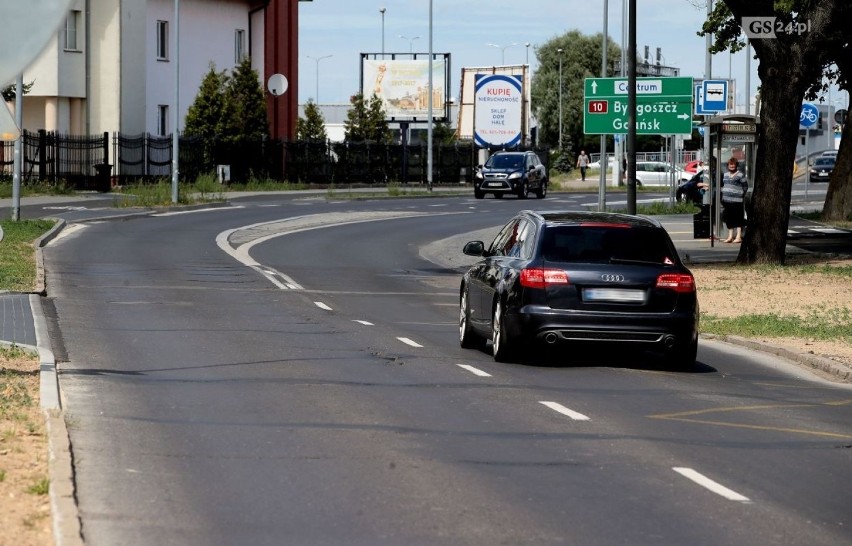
[474, 74, 523, 147]
[360, 55, 450, 121]
[456, 65, 530, 144]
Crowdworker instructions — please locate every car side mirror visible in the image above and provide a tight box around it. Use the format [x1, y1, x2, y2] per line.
[463, 240, 486, 257]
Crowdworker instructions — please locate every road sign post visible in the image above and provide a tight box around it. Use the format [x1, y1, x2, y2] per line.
[800, 103, 819, 199]
[583, 77, 693, 135]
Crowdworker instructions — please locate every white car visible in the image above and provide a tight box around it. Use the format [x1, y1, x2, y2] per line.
[587, 156, 617, 169]
[633, 161, 690, 186]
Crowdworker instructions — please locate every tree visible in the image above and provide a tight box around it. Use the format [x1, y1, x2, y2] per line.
[703, 1, 846, 264]
[818, 4, 852, 223]
[1, 81, 34, 103]
[366, 93, 391, 144]
[530, 31, 621, 151]
[344, 93, 369, 141]
[344, 93, 390, 142]
[221, 56, 268, 141]
[430, 121, 457, 144]
[297, 100, 328, 141]
[184, 64, 229, 139]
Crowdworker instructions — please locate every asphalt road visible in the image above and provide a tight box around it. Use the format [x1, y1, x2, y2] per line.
[38, 194, 852, 545]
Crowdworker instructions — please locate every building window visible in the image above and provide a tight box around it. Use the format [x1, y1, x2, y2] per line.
[65, 10, 81, 50]
[158, 105, 169, 136]
[157, 20, 169, 60]
[235, 29, 246, 64]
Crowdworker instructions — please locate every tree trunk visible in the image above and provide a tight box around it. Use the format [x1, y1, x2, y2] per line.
[822, 94, 852, 221]
[724, 0, 837, 264]
[737, 69, 800, 264]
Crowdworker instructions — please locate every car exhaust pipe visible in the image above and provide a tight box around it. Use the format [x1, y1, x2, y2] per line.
[663, 335, 676, 349]
[544, 332, 559, 345]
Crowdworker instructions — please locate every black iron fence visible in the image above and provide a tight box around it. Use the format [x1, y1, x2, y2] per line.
[0, 130, 549, 190]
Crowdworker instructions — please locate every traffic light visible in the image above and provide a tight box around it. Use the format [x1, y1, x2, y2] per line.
[818, 114, 823, 130]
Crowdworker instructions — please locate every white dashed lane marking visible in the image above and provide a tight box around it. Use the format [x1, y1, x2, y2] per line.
[314, 301, 333, 311]
[457, 364, 492, 377]
[539, 401, 590, 421]
[397, 337, 423, 348]
[673, 467, 752, 503]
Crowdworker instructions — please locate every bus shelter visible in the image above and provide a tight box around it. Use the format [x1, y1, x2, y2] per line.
[696, 114, 760, 246]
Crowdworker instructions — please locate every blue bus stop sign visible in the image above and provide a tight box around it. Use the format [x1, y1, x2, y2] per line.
[800, 103, 819, 128]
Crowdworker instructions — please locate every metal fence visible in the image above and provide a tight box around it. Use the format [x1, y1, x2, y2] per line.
[0, 130, 551, 190]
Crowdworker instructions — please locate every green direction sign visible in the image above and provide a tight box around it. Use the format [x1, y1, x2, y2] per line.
[583, 77, 694, 135]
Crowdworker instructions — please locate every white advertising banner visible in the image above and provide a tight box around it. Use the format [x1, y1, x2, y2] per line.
[362, 59, 446, 119]
[473, 74, 523, 147]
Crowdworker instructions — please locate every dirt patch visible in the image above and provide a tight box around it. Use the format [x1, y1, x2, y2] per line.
[690, 256, 852, 371]
[0, 350, 53, 546]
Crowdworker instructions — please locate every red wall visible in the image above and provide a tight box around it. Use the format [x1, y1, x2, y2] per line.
[264, 0, 298, 141]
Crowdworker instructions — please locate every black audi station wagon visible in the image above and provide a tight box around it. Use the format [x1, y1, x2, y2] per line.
[459, 211, 699, 367]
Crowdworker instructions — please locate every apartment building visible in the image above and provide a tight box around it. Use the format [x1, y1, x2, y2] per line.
[15, 0, 299, 139]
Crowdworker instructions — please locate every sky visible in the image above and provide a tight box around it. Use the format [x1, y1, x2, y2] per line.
[297, 0, 763, 108]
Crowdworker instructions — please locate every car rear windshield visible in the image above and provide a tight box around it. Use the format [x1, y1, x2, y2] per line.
[487, 155, 524, 169]
[540, 224, 676, 265]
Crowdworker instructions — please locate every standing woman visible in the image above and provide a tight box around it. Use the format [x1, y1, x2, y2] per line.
[721, 157, 748, 243]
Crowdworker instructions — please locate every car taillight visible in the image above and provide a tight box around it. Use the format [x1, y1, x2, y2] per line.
[521, 268, 569, 289]
[656, 273, 695, 293]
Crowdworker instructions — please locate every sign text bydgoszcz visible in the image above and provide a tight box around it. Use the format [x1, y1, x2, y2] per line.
[583, 77, 694, 135]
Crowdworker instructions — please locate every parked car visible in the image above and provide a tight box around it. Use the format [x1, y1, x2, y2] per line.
[474, 151, 548, 199]
[633, 161, 690, 186]
[459, 210, 699, 367]
[588, 156, 616, 169]
[676, 170, 706, 205]
[809, 156, 835, 182]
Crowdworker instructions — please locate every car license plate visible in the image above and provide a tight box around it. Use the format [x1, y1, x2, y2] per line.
[583, 288, 646, 302]
[820, 172, 828, 176]
[487, 182, 502, 187]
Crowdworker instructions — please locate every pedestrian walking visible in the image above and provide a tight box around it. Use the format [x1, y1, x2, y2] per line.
[576, 150, 590, 181]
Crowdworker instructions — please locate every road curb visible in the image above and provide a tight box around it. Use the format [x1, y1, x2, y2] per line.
[46, 410, 84, 546]
[702, 333, 852, 383]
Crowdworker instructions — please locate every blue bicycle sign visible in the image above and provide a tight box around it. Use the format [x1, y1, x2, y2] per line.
[800, 103, 819, 127]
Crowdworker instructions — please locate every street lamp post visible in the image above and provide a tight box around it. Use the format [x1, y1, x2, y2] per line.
[486, 42, 518, 64]
[307, 54, 332, 103]
[380, 7, 386, 55]
[525, 42, 530, 65]
[398, 34, 420, 53]
[557, 48, 563, 149]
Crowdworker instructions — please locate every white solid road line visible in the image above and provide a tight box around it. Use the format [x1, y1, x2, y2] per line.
[539, 401, 591, 421]
[457, 364, 492, 377]
[672, 467, 752, 503]
[153, 206, 244, 216]
[397, 337, 423, 348]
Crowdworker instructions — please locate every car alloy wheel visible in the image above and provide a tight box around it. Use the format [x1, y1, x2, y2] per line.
[459, 287, 484, 349]
[536, 181, 547, 199]
[491, 299, 513, 362]
[518, 181, 528, 199]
